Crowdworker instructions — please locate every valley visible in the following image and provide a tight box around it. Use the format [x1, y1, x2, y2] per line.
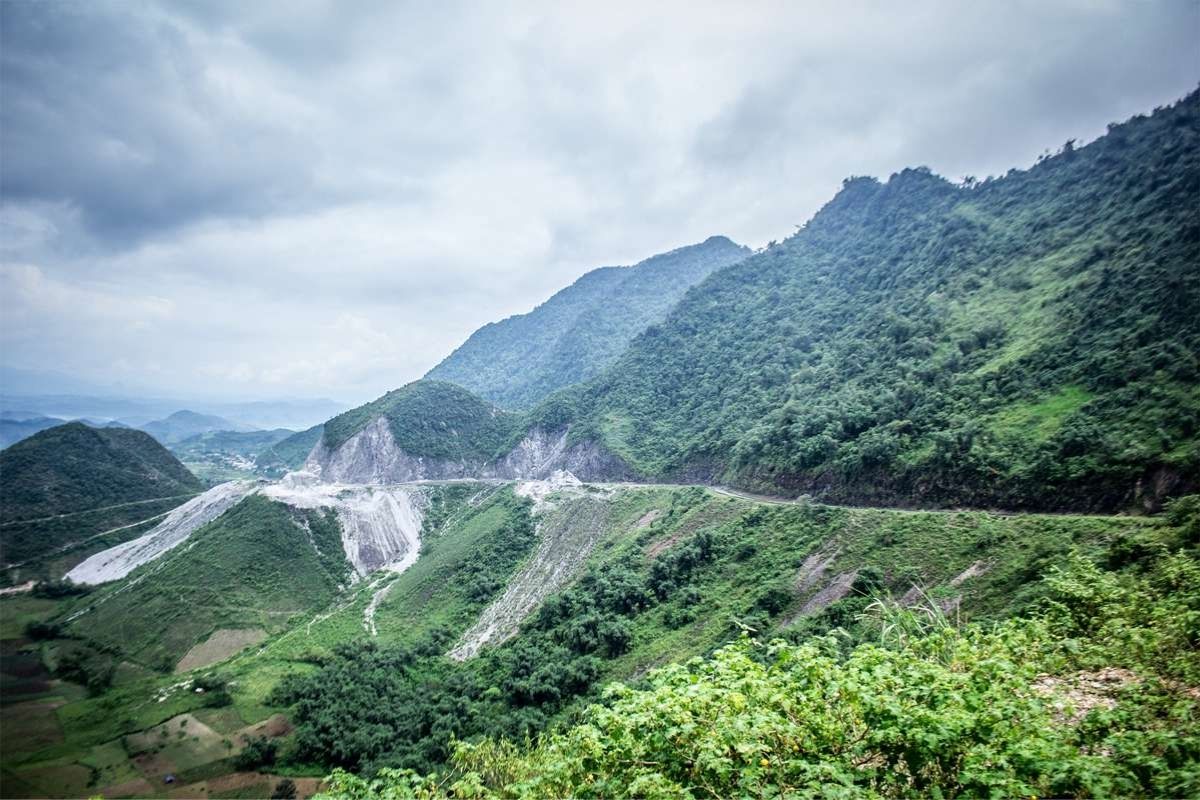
[1, 88, 1197, 799]
[2, 461, 1193, 798]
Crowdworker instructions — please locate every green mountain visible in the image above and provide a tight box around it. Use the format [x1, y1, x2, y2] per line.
[321, 380, 520, 457]
[12, 480, 1189, 798]
[3, 94, 1199, 800]
[0, 423, 204, 571]
[426, 236, 750, 409]
[546, 92, 1199, 512]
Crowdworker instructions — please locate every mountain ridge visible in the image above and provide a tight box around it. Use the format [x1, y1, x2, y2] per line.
[425, 235, 750, 409]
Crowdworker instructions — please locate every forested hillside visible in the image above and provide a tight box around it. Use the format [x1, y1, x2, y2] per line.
[332, 495, 1200, 799]
[544, 92, 1199, 511]
[0, 423, 203, 569]
[320, 380, 521, 456]
[426, 236, 749, 409]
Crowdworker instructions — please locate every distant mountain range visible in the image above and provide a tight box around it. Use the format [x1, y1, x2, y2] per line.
[0, 391, 348, 431]
[138, 410, 257, 445]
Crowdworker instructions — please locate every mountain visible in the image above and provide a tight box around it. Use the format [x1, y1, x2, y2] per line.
[65, 493, 356, 671]
[168, 428, 296, 483]
[426, 236, 750, 409]
[0, 416, 65, 449]
[139, 409, 257, 444]
[0, 422, 203, 569]
[316, 96, 1200, 515]
[3, 95, 1199, 800]
[535, 92, 1199, 512]
[305, 380, 628, 484]
[0, 394, 348, 432]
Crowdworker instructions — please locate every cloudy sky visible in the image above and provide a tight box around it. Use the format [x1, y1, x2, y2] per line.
[1, 0, 1197, 405]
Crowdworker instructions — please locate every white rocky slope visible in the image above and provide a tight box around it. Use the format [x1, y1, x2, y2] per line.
[449, 473, 610, 660]
[305, 419, 629, 485]
[67, 469, 428, 586]
[261, 470, 425, 576]
[66, 481, 258, 585]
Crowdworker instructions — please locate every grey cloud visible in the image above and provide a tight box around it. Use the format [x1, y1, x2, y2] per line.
[0, 0, 1196, 403]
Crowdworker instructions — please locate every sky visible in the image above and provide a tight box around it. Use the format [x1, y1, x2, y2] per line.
[1, 1, 1197, 406]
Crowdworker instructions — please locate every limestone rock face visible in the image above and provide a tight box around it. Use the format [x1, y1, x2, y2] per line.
[304, 417, 631, 485]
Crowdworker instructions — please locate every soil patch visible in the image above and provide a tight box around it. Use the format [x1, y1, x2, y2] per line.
[176, 628, 268, 673]
[99, 778, 156, 798]
[235, 713, 292, 742]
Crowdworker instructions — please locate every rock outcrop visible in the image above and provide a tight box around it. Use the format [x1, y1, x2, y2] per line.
[305, 418, 631, 485]
[66, 481, 258, 585]
[262, 470, 424, 576]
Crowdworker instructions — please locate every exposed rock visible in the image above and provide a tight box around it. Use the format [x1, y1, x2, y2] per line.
[66, 481, 258, 585]
[262, 470, 424, 576]
[794, 545, 840, 594]
[949, 559, 990, 587]
[634, 509, 663, 529]
[448, 490, 612, 660]
[799, 569, 859, 616]
[1032, 668, 1138, 725]
[305, 419, 631, 485]
[514, 469, 583, 512]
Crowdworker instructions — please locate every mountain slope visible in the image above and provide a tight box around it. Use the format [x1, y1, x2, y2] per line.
[65, 494, 354, 671]
[256, 423, 324, 476]
[546, 92, 1199, 511]
[306, 380, 628, 484]
[267, 483, 1162, 774]
[426, 236, 750, 409]
[0, 422, 204, 570]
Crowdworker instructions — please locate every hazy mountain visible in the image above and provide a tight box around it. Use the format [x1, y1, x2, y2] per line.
[138, 410, 257, 444]
[0, 394, 349, 432]
[0, 416, 65, 449]
[426, 236, 750, 409]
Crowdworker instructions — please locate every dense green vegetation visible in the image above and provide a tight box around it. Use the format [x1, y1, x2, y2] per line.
[65, 495, 353, 671]
[426, 237, 749, 410]
[322, 496, 1200, 799]
[266, 484, 1160, 782]
[0, 422, 202, 567]
[321, 381, 522, 457]
[526, 93, 1199, 512]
